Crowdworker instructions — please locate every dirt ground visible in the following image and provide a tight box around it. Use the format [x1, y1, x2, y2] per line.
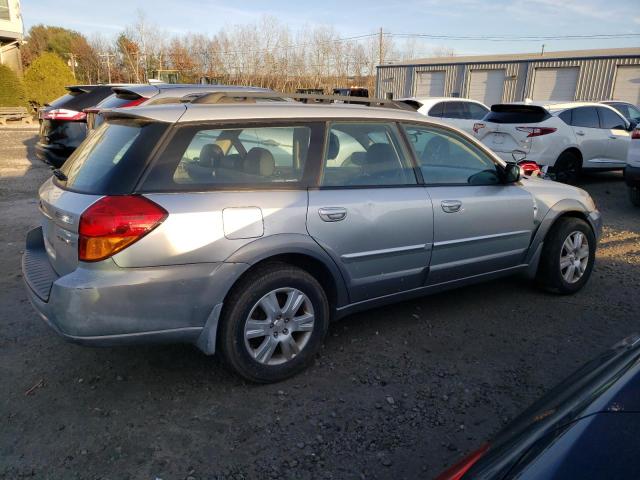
[1, 127, 639, 480]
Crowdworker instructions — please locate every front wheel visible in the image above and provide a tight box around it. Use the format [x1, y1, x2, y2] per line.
[629, 186, 640, 207]
[218, 263, 329, 383]
[536, 217, 596, 294]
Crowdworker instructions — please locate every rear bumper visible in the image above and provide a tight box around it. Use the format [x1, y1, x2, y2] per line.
[35, 143, 71, 168]
[22, 227, 246, 352]
[624, 165, 640, 188]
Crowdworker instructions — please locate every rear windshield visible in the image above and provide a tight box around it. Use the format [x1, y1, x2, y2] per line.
[484, 105, 551, 124]
[95, 94, 141, 109]
[58, 119, 168, 195]
[46, 87, 114, 111]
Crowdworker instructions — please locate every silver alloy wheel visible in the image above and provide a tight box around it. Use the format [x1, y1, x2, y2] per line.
[243, 288, 315, 366]
[559, 230, 590, 284]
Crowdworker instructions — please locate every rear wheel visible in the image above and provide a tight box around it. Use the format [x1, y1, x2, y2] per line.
[553, 151, 581, 184]
[629, 186, 640, 207]
[218, 263, 329, 383]
[536, 217, 595, 294]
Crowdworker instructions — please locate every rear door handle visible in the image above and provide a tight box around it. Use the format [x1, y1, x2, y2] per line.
[441, 200, 462, 213]
[575, 131, 585, 136]
[609, 135, 617, 139]
[318, 207, 347, 222]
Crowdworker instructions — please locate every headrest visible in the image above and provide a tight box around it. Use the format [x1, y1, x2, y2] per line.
[244, 147, 275, 176]
[327, 132, 340, 160]
[198, 144, 224, 168]
[365, 143, 396, 165]
[423, 135, 449, 161]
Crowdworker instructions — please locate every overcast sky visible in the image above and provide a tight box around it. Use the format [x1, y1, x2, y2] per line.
[22, 0, 640, 57]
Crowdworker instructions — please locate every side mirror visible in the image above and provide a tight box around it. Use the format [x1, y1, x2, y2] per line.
[628, 121, 637, 131]
[503, 162, 521, 183]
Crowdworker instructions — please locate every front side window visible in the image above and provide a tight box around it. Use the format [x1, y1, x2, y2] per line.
[321, 122, 417, 187]
[144, 123, 319, 190]
[402, 123, 501, 185]
[597, 107, 627, 130]
[467, 102, 489, 120]
[569, 107, 599, 128]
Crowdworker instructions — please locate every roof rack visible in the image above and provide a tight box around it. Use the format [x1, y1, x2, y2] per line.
[182, 91, 413, 110]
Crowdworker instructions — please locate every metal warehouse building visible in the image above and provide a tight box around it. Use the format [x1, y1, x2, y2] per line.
[376, 47, 640, 106]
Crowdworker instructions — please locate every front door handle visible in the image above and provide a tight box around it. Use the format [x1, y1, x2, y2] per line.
[609, 135, 617, 139]
[575, 131, 585, 136]
[441, 200, 462, 213]
[318, 207, 347, 222]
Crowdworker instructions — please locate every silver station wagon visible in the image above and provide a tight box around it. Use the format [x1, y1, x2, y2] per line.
[22, 94, 602, 382]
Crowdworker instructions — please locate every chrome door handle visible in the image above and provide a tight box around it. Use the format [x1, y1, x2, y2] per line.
[609, 135, 617, 139]
[441, 200, 462, 213]
[318, 207, 347, 222]
[575, 131, 585, 136]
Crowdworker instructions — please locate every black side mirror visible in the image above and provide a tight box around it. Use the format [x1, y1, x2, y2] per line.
[503, 162, 521, 183]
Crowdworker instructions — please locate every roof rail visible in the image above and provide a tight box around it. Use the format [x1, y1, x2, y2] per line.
[182, 91, 413, 110]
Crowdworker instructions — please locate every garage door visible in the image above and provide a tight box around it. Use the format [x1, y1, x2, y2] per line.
[468, 69, 505, 106]
[613, 66, 640, 104]
[415, 71, 446, 97]
[532, 67, 579, 101]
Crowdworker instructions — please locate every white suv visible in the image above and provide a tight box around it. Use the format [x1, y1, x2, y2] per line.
[397, 97, 489, 135]
[473, 102, 633, 183]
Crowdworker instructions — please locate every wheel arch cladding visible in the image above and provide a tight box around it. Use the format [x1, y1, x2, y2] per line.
[559, 147, 583, 165]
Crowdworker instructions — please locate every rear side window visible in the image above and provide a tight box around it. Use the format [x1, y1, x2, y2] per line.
[597, 107, 627, 130]
[143, 123, 323, 191]
[428, 102, 444, 117]
[570, 107, 599, 128]
[59, 120, 168, 195]
[321, 122, 417, 187]
[484, 105, 550, 124]
[467, 102, 489, 120]
[442, 101, 467, 119]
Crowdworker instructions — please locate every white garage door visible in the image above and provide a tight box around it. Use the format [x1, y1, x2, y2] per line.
[468, 69, 505, 106]
[532, 67, 579, 101]
[613, 66, 640, 104]
[415, 71, 446, 97]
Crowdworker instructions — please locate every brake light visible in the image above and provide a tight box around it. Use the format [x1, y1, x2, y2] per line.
[121, 97, 146, 107]
[632, 129, 640, 140]
[42, 108, 87, 121]
[516, 127, 557, 137]
[473, 122, 485, 134]
[78, 196, 167, 262]
[435, 444, 489, 480]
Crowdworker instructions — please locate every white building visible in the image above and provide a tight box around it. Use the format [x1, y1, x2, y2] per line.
[0, 0, 23, 74]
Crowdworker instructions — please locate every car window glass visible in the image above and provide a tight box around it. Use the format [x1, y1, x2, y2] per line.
[467, 103, 489, 120]
[321, 122, 417, 187]
[169, 125, 311, 186]
[570, 107, 599, 128]
[428, 102, 444, 117]
[598, 107, 627, 130]
[627, 105, 640, 122]
[558, 109, 572, 124]
[402, 123, 500, 185]
[443, 101, 467, 119]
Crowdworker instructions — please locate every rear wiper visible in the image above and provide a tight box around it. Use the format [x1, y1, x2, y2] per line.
[52, 169, 67, 181]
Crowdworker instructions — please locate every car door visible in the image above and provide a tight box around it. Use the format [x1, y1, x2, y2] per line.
[566, 107, 608, 167]
[401, 123, 536, 284]
[597, 106, 631, 167]
[306, 121, 434, 303]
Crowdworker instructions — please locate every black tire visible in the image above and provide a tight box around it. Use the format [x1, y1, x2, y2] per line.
[536, 217, 596, 294]
[218, 262, 329, 383]
[629, 187, 640, 207]
[552, 151, 582, 184]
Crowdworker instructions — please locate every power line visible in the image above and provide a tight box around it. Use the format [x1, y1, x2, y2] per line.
[387, 32, 640, 42]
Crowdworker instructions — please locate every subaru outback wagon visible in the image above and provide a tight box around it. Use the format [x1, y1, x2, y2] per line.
[22, 97, 602, 383]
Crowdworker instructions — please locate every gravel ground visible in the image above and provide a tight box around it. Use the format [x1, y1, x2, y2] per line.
[1, 128, 639, 480]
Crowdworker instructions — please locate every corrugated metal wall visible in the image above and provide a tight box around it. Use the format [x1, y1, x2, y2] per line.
[377, 55, 640, 102]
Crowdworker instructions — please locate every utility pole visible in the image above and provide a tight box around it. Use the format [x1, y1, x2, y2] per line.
[378, 27, 383, 66]
[99, 52, 115, 83]
[65, 52, 77, 78]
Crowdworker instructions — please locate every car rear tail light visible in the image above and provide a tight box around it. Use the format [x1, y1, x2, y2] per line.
[79, 196, 167, 262]
[473, 122, 485, 134]
[518, 160, 542, 176]
[632, 129, 640, 140]
[516, 126, 557, 137]
[435, 444, 489, 480]
[42, 108, 87, 121]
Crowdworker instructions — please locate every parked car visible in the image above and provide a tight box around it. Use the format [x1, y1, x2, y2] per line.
[473, 102, 633, 183]
[22, 96, 601, 383]
[601, 100, 640, 129]
[35, 85, 127, 168]
[397, 97, 490, 135]
[625, 127, 640, 206]
[333, 87, 369, 97]
[85, 84, 274, 131]
[436, 334, 640, 480]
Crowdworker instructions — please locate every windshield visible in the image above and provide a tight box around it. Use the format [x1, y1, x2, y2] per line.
[59, 119, 168, 195]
